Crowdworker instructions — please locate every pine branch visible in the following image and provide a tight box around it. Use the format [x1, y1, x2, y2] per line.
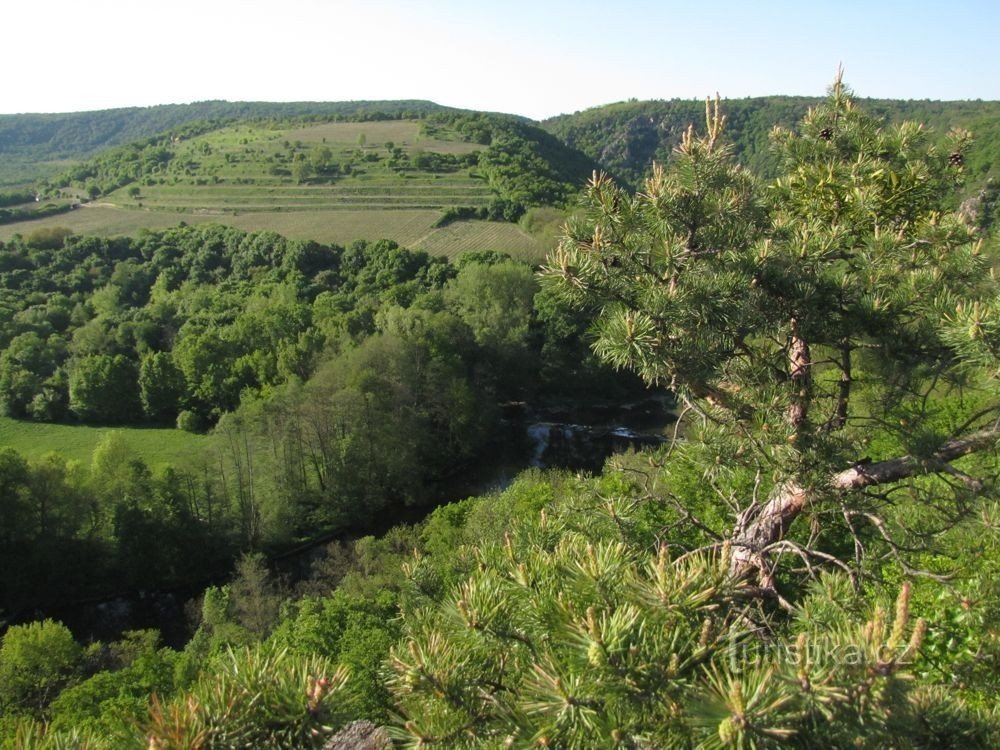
[829, 425, 997, 490]
[730, 423, 998, 581]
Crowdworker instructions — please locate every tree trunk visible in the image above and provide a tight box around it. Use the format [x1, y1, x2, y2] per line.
[787, 318, 811, 437]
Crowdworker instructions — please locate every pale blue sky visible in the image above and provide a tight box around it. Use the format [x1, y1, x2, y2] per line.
[2, 0, 996, 118]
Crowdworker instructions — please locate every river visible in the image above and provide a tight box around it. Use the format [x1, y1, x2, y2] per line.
[30, 397, 675, 646]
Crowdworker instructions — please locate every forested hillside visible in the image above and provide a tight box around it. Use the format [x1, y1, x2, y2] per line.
[543, 96, 1000, 192]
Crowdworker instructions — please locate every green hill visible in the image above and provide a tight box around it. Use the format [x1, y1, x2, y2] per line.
[0, 100, 459, 186]
[542, 96, 1000, 192]
[0, 111, 598, 259]
[3, 95, 996, 248]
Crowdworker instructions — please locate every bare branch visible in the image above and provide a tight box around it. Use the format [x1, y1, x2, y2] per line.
[730, 424, 998, 582]
[764, 539, 858, 583]
[830, 426, 998, 491]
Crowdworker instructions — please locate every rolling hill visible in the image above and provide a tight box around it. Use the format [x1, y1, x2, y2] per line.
[0, 100, 459, 186]
[0, 110, 597, 260]
[0, 95, 996, 251]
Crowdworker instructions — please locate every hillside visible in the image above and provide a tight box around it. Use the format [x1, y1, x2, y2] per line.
[0, 100, 460, 186]
[4, 95, 996, 246]
[543, 96, 1000, 193]
[0, 111, 597, 258]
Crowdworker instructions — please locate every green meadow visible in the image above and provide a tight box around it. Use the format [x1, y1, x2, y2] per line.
[0, 416, 212, 468]
[0, 206, 545, 259]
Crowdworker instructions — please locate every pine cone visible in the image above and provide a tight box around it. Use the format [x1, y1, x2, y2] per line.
[948, 152, 964, 167]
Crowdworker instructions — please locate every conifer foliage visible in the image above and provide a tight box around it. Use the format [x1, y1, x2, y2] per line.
[389, 77, 998, 746]
[541, 74, 998, 591]
[389, 485, 993, 747]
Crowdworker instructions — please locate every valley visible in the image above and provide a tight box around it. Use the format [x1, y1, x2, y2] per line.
[0, 85, 996, 748]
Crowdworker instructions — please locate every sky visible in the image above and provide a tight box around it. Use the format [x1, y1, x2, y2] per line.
[2, 0, 997, 119]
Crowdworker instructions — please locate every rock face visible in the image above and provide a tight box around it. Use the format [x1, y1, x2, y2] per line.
[323, 720, 393, 750]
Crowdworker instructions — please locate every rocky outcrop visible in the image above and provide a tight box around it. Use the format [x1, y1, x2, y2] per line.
[323, 720, 393, 750]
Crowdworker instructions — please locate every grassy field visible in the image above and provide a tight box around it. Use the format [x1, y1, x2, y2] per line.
[0, 206, 547, 258]
[0, 205, 198, 239]
[0, 416, 212, 468]
[413, 220, 546, 262]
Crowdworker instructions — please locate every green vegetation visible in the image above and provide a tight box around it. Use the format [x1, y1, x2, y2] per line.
[0, 417, 209, 466]
[0, 191, 67, 227]
[0, 83, 997, 748]
[0, 222, 564, 429]
[0, 192, 36, 209]
[0, 203, 74, 227]
[543, 95, 1000, 198]
[0, 100, 457, 186]
[0, 217, 627, 616]
[1, 113, 591, 258]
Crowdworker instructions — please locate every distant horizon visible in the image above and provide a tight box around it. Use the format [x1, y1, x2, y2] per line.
[3, 0, 998, 120]
[5, 90, 998, 122]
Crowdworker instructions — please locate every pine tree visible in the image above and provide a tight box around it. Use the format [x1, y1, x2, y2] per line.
[388, 479, 996, 747]
[541, 73, 998, 595]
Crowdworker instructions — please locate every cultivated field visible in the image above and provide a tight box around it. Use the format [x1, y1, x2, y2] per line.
[119, 119, 492, 213]
[281, 121, 481, 154]
[414, 220, 545, 262]
[0, 206, 545, 257]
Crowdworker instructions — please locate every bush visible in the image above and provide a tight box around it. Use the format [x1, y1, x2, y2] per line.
[0, 620, 82, 714]
[142, 645, 349, 749]
[175, 409, 204, 433]
[432, 205, 487, 228]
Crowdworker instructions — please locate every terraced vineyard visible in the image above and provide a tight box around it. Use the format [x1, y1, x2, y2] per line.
[127, 178, 493, 211]
[412, 219, 542, 261]
[1, 119, 549, 258]
[107, 120, 492, 212]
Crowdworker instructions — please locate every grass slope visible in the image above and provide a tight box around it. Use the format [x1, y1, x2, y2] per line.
[0, 416, 211, 468]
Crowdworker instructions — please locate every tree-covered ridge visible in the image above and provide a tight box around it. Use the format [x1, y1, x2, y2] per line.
[542, 96, 1000, 194]
[424, 112, 598, 220]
